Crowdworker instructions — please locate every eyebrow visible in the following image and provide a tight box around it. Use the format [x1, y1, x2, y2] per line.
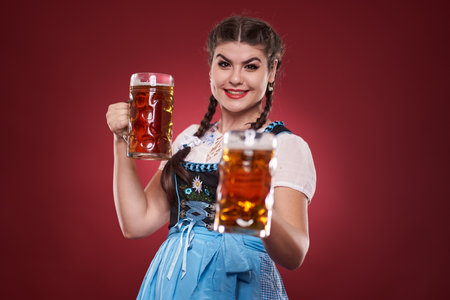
[215, 54, 262, 64]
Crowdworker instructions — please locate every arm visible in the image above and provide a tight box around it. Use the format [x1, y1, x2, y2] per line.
[112, 137, 170, 239]
[262, 187, 310, 270]
[107, 102, 170, 239]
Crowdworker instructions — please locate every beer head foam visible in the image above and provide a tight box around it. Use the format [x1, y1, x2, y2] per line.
[224, 130, 277, 150]
[130, 72, 174, 87]
[130, 82, 172, 87]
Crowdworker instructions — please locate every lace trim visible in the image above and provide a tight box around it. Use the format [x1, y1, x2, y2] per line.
[264, 121, 285, 133]
[183, 162, 218, 172]
[205, 135, 223, 163]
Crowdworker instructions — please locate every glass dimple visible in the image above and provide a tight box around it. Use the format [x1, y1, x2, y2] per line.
[136, 93, 147, 108]
[140, 135, 155, 151]
[141, 106, 154, 122]
[133, 122, 146, 138]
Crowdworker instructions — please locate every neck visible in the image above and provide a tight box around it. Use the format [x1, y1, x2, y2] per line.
[217, 104, 270, 133]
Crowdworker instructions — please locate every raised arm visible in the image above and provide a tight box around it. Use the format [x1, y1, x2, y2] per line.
[107, 102, 170, 239]
[262, 133, 316, 270]
[262, 187, 309, 270]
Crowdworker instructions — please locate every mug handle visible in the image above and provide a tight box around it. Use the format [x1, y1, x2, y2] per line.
[122, 99, 132, 144]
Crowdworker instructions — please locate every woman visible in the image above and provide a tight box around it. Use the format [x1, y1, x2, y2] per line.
[106, 16, 316, 299]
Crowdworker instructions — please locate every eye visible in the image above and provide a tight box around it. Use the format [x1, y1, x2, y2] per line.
[218, 61, 230, 68]
[245, 64, 259, 71]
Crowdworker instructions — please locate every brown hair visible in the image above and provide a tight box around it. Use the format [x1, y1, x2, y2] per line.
[161, 16, 284, 203]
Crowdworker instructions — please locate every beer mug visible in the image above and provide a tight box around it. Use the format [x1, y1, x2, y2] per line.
[126, 72, 174, 160]
[214, 130, 277, 237]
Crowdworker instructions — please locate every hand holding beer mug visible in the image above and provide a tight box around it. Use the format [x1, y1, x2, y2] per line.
[126, 72, 174, 160]
[214, 130, 277, 237]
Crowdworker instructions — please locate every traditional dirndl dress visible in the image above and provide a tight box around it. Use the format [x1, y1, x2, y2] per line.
[136, 122, 312, 299]
[137, 222, 288, 299]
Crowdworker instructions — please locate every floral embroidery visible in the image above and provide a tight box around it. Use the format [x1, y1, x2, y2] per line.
[179, 182, 215, 203]
[192, 176, 203, 193]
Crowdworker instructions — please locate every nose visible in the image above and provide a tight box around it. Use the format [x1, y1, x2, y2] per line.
[229, 68, 243, 86]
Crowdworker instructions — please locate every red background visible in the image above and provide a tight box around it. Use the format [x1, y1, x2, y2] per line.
[1, 0, 449, 299]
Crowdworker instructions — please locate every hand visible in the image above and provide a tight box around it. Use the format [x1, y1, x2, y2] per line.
[106, 102, 129, 140]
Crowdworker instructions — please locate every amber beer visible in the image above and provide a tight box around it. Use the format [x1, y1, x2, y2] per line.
[214, 130, 277, 237]
[127, 73, 174, 160]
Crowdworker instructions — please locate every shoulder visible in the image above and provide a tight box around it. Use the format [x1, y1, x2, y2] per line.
[267, 122, 316, 201]
[275, 132, 313, 167]
[264, 121, 292, 135]
[172, 124, 199, 151]
[179, 124, 200, 137]
[277, 132, 310, 152]
[175, 124, 200, 142]
[264, 121, 310, 151]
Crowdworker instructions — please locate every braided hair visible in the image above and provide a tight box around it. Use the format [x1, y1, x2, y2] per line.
[161, 16, 284, 204]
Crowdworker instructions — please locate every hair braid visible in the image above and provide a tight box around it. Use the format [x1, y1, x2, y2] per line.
[195, 95, 218, 137]
[161, 95, 218, 204]
[251, 88, 273, 130]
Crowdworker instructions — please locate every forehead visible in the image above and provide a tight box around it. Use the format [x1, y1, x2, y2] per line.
[213, 42, 267, 62]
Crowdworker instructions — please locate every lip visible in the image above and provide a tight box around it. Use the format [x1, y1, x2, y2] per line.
[224, 89, 249, 99]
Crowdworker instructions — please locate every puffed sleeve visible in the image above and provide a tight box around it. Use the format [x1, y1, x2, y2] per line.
[158, 124, 199, 170]
[272, 133, 317, 203]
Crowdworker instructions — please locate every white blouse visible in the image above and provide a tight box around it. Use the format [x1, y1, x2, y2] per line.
[159, 123, 317, 203]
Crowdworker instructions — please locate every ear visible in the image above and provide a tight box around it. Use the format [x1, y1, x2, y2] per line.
[268, 59, 278, 83]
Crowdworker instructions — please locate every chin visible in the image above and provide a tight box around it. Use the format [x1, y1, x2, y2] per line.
[223, 103, 261, 115]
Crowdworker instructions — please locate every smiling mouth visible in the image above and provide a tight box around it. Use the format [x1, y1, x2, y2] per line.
[224, 89, 249, 99]
[225, 89, 247, 94]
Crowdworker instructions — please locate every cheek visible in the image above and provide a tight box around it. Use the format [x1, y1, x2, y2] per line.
[210, 80, 217, 95]
[209, 73, 222, 96]
[210, 71, 223, 88]
[249, 74, 268, 96]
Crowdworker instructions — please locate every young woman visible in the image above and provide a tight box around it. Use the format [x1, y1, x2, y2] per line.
[106, 16, 316, 300]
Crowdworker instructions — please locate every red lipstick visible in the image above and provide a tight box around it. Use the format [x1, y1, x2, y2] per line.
[224, 89, 249, 99]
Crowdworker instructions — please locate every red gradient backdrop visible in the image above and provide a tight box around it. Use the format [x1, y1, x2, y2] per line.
[1, 0, 449, 299]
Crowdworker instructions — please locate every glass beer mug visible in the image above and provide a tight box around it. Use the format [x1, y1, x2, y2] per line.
[126, 72, 174, 160]
[214, 130, 277, 238]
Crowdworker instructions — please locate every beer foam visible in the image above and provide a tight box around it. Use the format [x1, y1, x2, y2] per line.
[130, 82, 173, 87]
[225, 144, 275, 150]
[224, 130, 277, 150]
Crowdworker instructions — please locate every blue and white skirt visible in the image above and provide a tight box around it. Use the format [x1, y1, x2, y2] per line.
[137, 220, 288, 299]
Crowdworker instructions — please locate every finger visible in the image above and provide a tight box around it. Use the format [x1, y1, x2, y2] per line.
[108, 102, 129, 113]
[106, 103, 129, 119]
[107, 113, 129, 130]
